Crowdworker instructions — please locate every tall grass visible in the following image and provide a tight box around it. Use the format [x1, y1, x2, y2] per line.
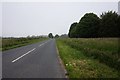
[58, 38, 120, 71]
[2, 37, 48, 51]
[56, 39, 119, 78]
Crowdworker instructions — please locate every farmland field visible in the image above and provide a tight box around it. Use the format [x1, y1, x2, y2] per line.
[2, 37, 48, 51]
[56, 38, 120, 78]
[0, 38, 1, 51]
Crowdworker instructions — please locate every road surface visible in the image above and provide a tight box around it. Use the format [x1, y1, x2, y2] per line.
[2, 39, 65, 78]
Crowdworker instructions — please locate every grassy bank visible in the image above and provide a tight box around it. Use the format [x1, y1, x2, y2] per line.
[56, 38, 120, 78]
[2, 37, 48, 51]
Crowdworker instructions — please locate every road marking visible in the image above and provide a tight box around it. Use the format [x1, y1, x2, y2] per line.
[39, 43, 44, 47]
[38, 41, 49, 47]
[12, 48, 36, 63]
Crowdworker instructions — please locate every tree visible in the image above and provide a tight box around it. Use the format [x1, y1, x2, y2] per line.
[48, 33, 53, 38]
[76, 13, 100, 38]
[99, 11, 119, 37]
[118, 15, 120, 37]
[68, 22, 78, 38]
[60, 34, 68, 38]
[68, 11, 120, 38]
[55, 34, 59, 38]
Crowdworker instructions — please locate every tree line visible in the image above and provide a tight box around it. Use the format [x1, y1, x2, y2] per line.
[48, 33, 68, 38]
[68, 11, 120, 38]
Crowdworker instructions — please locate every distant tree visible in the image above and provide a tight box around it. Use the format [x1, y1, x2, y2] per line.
[27, 35, 31, 39]
[76, 13, 100, 38]
[55, 34, 59, 38]
[60, 34, 68, 38]
[68, 22, 78, 38]
[99, 11, 119, 37]
[31, 35, 36, 39]
[48, 33, 53, 38]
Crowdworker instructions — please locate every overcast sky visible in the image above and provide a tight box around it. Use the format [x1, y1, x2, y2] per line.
[1, 2, 119, 37]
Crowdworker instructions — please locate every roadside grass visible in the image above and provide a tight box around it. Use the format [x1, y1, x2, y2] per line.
[56, 38, 119, 78]
[2, 37, 48, 51]
[57, 38, 120, 71]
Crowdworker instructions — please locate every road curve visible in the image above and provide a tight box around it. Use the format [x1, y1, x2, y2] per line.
[2, 39, 65, 78]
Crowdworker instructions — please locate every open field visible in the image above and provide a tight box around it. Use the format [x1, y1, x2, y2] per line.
[2, 37, 48, 51]
[56, 38, 120, 78]
[0, 38, 2, 51]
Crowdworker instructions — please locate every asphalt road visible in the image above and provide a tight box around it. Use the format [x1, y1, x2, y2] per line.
[2, 39, 65, 78]
[0, 51, 2, 79]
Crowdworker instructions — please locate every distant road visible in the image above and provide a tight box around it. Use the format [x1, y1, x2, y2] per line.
[2, 39, 65, 78]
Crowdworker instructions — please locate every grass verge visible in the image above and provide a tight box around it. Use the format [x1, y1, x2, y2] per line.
[58, 38, 120, 71]
[56, 39, 119, 78]
[2, 37, 48, 51]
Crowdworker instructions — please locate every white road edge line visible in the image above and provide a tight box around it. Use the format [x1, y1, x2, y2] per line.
[12, 48, 36, 63]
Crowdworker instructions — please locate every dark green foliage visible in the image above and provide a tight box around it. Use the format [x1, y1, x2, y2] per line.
[48, 33, 53, 38]
[117, 14, 120, 37]
[76, 13, 100, 38]
[60, 34, 68, 38]
[55, 34, 59, 38]
[68, 22, 78, 38]
[68, 11, 120, 38]
[99, 11, 120, 37]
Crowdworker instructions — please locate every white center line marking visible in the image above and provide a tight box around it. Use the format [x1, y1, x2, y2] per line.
[39, 43, 44, 47]
[12, 48, 36, 63]
[38, 41, 48, 47]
